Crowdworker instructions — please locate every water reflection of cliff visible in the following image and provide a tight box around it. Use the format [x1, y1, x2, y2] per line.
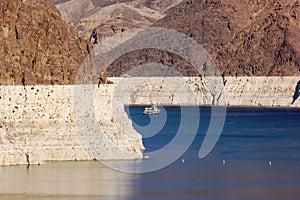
[0, 162, 136, 199]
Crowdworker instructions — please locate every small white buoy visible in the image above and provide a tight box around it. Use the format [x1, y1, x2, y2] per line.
[269, 161, 272, 166]
[182, 159, 185, 164]
[144, 155, 150, 159]
[222, 160, 226, 165]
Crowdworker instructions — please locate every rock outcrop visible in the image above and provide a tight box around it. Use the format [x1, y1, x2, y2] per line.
[0, 0, 90, 85]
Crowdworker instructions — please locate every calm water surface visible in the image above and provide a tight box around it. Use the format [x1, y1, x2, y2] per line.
[1, 107, 300, 199]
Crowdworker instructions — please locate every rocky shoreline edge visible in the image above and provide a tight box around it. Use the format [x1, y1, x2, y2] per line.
[0, 76, 299, 166]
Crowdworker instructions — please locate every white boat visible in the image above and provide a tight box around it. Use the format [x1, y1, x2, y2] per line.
[143, 105, 160, 115]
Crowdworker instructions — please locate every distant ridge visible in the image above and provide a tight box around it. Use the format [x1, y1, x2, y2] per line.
[47, 0, 184, 41]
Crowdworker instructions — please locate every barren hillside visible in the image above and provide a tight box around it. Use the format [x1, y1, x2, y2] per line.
[156, 0, 300, 76]
[2, 0, 299, 86]
[109, 0, 300, 76]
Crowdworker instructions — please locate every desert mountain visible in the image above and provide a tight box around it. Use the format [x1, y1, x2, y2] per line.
[1, 0, 299, 86]
[0, 0, 90, 85]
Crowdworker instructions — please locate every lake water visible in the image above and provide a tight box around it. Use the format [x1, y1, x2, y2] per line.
[1, 107, 300, 199]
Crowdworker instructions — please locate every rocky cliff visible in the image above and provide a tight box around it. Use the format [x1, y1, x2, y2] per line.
[0, 0, 146, 165]
[2, 0, 299, 85]
[0, 0, 90, 85]
[0, 84, 144, 165]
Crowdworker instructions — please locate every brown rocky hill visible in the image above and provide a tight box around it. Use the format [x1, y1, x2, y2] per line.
[0, 0, 90, 85]
[109, 0, 300, 76]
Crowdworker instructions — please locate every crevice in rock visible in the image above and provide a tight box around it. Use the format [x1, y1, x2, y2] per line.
[15, 25, 19, 40]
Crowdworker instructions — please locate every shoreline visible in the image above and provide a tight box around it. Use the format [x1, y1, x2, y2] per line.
[126, 104, 300, 109]
[1, 76, 300, 166]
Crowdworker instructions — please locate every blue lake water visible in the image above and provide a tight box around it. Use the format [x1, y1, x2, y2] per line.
[1, 106, 300, 199]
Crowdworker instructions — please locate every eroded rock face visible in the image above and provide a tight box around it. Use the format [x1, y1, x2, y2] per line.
[0, 0, 90, 85]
